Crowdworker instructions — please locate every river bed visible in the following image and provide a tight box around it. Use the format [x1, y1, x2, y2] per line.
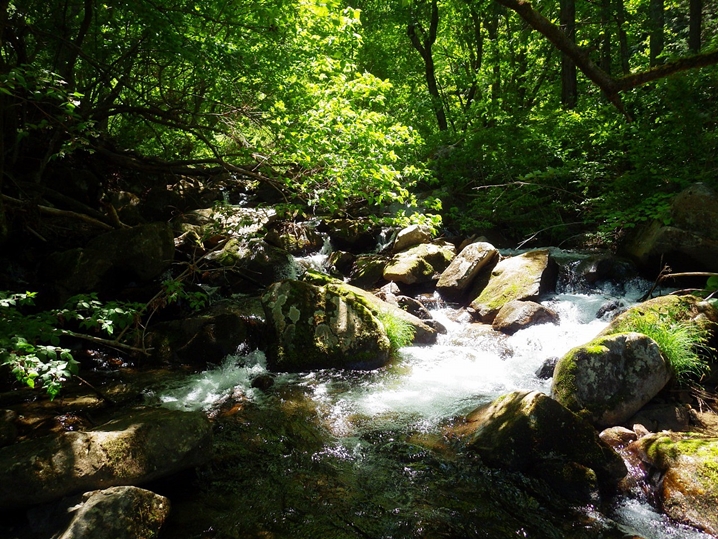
[147, 276, 715, 539]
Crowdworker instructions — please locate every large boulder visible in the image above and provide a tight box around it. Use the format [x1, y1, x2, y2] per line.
[460, 391, 626, 494]
[41, 486, 170, 539]
[552, 332, 671, 428]
[469, 249, 557, 323]
[303, 271, 438, 345]
[320, 218, 381, 253]
[436, 241, 499, 301]
[264, 221, 325, 255]
[43, 222, 175, 297]
[349, 255, 389, 289]
[633, 433, 718, 535]
[491, 300, 559, 335]
[146, 298, 266, 364]
[621, 183, 718, 274]
[391, 224, 432, 253]
[204, 238, 300, 292]
[383, 241, 456, 286]
[0, 408, 211, 508]
[261, 280, 392, 371]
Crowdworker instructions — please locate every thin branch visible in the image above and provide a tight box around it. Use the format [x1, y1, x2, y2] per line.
[2, 194, 114, 230]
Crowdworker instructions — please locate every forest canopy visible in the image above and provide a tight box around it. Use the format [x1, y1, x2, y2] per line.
[1, 0, 717, 245]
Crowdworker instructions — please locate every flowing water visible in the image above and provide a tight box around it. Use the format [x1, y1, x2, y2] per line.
[147, 269, 716, 539]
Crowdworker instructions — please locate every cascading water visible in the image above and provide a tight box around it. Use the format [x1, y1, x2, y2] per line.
[149, 267, 715, 539]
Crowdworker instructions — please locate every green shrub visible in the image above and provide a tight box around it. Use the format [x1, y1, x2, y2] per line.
[621, 311, 712, 384]
[377, 310, 415, 354]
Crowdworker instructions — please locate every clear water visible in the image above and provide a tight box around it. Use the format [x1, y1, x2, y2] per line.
[152, 279, 714, 539]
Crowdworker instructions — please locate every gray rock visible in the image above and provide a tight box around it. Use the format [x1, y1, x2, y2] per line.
[392, 224, 432, 253]
[621, 183, 718, 273]
[436, 241, 499, 300]
[383, 241, 455, 285]
[552, 332, 671, 428]
[469, 249, 557, 323]
[492, 300, 559, 335]
[262, 280, 391, 371]
[460, 391, 626, 492]
[54, 486, 170, 539]
[0, 408, 211, 508]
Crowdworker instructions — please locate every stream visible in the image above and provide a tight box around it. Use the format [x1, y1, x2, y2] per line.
[146, 258, 716, 539]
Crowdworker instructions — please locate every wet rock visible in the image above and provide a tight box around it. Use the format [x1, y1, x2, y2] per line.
[599, 426, 638, 449]
[436, 241, 499, 301]
[621, 183, 718, 274]
[574, 254, 638, 287]
[31, 486, 170, 539]
[264, 221, 325, 255]
[552, 332, 671, 428]
[460, 391, 626, 492]
[0, 408, 212, 508]
[392, 224, 432, 253]
[327, 250, 355, 277]
[469, 249, 558, 323]
[302, 271, 438, 345]
[625, 401, 692, 433]
[383, 241, 456, 286]
[146, 298, 266, 365]
[349, 255, 388, 289]
[43, 222, 175, 297]
[535, 357, 559, 380]
[262, 280, 391, 371]
[397, 295, 432, 320]
[491, 300, 559, 335]
[634, 433, 718, 535]
[321, 218, 381, 253]
[204, 238, 300, 292]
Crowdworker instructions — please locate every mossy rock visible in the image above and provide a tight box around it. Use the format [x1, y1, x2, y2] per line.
[261, 280, 391, 371]
[469, 249, 557, 323]
[460, 391, 626, 492]
[0, 408, 211, 508]
[302, 271, 437, 345]
[551, 332, 671, 428]
[383, 242, 455, 285]
[636, 433, 718, 535]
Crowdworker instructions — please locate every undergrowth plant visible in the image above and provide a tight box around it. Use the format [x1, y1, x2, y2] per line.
[620, 311, 712, 384]
[377, 310, 415, 354]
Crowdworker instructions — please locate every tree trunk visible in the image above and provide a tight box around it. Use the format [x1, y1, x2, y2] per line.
[407, 0, 448, 132]
[485, 4, 502, 105]
[600, 0, 612, 75]
[689, 0, 702, 53]
[649, 0, 664, 66]
[615, 0, 631, 74]
[560, 0, 577, 109]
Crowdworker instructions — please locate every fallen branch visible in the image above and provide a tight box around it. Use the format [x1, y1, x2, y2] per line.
[2, 194, 114, 230]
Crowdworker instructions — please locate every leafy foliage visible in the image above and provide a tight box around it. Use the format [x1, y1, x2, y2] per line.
[618, 310, 712, 385]
[0, 291, 144, 398]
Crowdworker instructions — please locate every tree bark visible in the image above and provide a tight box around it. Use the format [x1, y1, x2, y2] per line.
[600, 0, 612, 75]
[615, 0, 631, 74]
[649, 0, 664, 66]
[689, 0, 702, 53]
[408, 0, 448, 131]
[560, 0, 577, 108]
